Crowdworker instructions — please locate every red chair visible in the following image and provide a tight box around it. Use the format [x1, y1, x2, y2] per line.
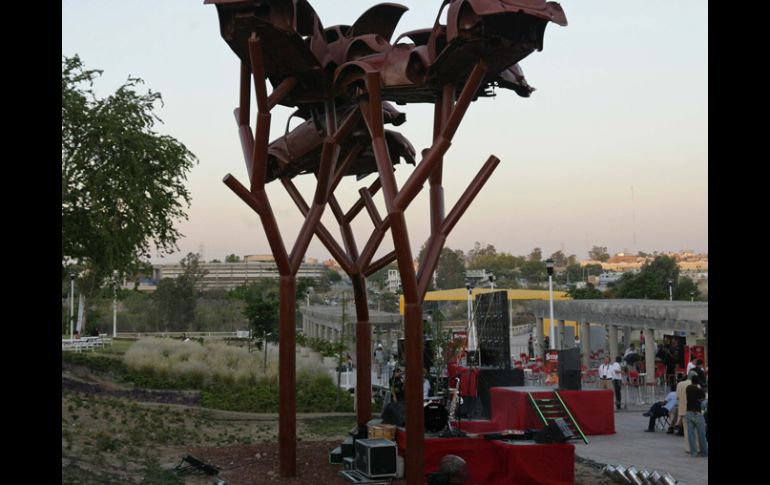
[627, 369, 642, 403]
[655, 362, 666, 386]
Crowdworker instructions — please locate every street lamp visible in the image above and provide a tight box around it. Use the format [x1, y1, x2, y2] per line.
[668, 279, 673, 301]
[113, 270, 119, 338]
[69, 274, 75, 340]
[545, 258, 555, 350]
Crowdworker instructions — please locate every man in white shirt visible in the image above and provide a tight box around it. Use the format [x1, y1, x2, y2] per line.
[610, 356, 623, 410]
[598, 357, 613, 392]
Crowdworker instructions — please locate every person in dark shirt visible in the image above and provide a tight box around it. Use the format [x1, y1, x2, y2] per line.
[685, 375, 708, 457]
[382, 367, 406, 426]
[390, 367, 405, 403]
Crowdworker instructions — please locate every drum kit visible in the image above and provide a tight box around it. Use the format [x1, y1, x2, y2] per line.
[423, 377, 462, 434]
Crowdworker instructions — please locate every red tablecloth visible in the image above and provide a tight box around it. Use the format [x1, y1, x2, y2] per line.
[395, 432, 574, 485]
[447, 364, 480, 397]
[490, 388, 615, 435]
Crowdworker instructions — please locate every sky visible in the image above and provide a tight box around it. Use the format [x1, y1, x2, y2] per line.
[62, 0, 707, 265]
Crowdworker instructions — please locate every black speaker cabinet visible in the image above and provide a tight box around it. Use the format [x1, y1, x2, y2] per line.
[475, 291, 511, 369]
[476, 368, 525, 419]
[354, 439, 397, 479]
[558, 348, 581, 390]
[396, 337, 433, 369]
[534, 418, 574, 444]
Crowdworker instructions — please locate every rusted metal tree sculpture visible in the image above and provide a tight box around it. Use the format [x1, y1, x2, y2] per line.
[205, 1, 566, 483]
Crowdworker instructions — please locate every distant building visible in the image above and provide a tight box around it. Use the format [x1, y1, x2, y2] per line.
[153, 258, 326, 290]
[386, 269, 401, 293]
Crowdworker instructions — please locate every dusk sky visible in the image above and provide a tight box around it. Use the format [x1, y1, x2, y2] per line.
[62, 1, 707, 265]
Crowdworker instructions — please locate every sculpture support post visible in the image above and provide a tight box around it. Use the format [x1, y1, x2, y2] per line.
[278, 274, 296, 477]
[351, 274, 372, 424]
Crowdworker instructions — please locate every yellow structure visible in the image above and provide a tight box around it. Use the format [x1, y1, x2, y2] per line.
[399, 288, 577, 337]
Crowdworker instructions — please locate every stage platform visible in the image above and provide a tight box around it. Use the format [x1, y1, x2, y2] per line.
[455, 386, 615, 436]
[396, 431, 575, 485]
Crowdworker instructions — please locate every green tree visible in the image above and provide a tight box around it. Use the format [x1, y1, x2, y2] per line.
[435, 247, 466, 289]
[674, 276, 701, 301]
[612, 255, 679, 299]
[567, 283, 604, 299]
[466, 242, 497, 266]
[519, 260, 546, 286]
[467, 250, 523, 289]
[62, 55, 196, 331]
[589, 246, 610, 262]
[225, 254, 241, 262]
[549, 250, 568, 268]
[152, 253, 207, 331]
[528, 247, 542, 262]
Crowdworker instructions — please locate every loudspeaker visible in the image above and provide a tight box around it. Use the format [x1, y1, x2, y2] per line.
[558, 348, 581, 391]
[476, 368, 525, 418]
[381, 400, 406, 427]
[560, 369, 582, 391]
[354, 439, 397, 479]
[534, 418, 574, 444]
[475, 291, 511, 369]
[396, 337, 433, 369]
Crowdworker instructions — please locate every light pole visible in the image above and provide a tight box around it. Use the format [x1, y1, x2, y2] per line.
[465, 282, 477, 364]
[113, 270, 118, 338]
[668, 279, 673, 301]
[545, 258, 555, 350]
[69, 274, 75, 340]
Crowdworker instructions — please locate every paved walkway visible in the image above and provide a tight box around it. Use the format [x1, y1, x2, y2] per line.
[573, 399, 707, 485]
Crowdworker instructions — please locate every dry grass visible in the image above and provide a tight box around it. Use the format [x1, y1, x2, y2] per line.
[123, 338, 327, 387]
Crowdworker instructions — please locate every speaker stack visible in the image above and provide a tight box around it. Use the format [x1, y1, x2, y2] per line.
[475, 291, 511, 369]
[558, 347, 582, 391]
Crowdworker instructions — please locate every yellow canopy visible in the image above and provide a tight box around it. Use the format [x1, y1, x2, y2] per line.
[399, 288, 570, 315]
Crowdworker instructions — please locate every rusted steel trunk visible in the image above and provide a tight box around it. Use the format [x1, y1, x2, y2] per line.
[351, 274, 372, 425]
[278, 274, 296, 478]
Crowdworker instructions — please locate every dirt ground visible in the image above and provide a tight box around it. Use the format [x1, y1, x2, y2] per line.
[61, 362, 614, 484]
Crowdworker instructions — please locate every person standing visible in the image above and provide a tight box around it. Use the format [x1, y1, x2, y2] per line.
[374, 343, 386, 380]
[598, 357, 614, 392]
[685, 375, 708, 457]
[528, 335, 534, 359]
[611, 356, 623, 410]
[639, 330, 646, 354]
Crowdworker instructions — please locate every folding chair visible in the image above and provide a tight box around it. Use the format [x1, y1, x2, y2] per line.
[655, 413, 672, 431]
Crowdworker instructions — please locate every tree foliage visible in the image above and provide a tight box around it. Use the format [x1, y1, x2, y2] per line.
[612, 255, 679, 299]
[567, 283, 605, 299]
[436, 247, 466, 289]
[588, 246, 610, 262]
[151, 253, 207, 331]
[528, 247, 542, 262]
[62, 55, 196, 328]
